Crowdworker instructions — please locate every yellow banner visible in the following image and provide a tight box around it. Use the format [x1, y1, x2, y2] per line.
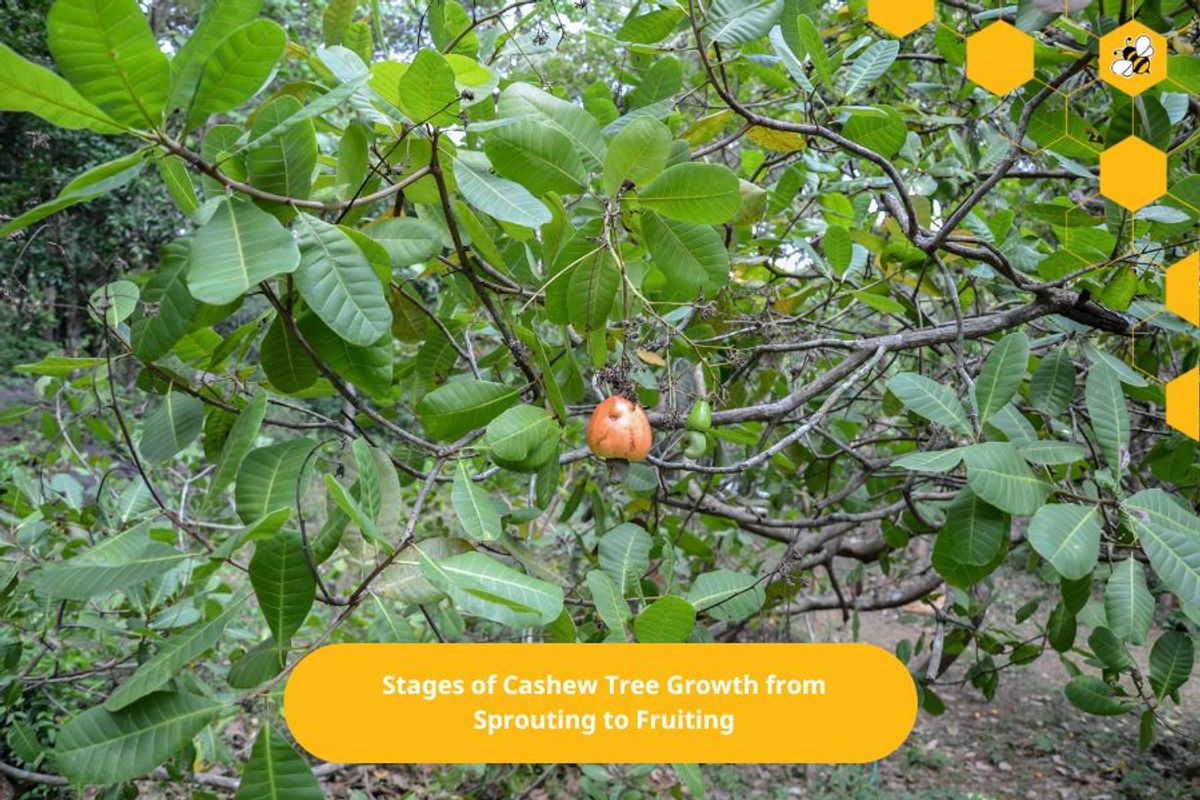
[283, 643, 917, 763]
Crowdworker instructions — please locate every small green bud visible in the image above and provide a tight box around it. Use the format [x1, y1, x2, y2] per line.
[686, 400, 712, 432]
[683, 430, 707, 458]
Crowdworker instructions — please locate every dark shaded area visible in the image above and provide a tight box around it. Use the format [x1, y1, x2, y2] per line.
[0, 0, 182, 369]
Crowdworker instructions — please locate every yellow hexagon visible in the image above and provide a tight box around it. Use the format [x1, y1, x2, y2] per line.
[1166, 368, 1199, 441]
[1166, 253, 1199, 327]
[1099, 136, 1166, 212]
[1100, 21, 1167, 96]
[966, 21, 1035, 96]
[868, 0, 934, 38]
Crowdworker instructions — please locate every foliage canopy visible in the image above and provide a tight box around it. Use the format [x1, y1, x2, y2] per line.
[1, 0, 1198, 793]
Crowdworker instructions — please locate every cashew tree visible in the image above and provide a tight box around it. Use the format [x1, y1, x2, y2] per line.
[1, 0, 1198, 794]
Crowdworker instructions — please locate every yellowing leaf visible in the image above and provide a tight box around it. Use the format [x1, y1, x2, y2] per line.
[636, 348, 666, 367]
[682, 110, 732, 145]
[747, 126, 804, 152]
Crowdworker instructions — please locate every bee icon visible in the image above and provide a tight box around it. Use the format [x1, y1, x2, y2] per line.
[1111, 35, 1155, 78]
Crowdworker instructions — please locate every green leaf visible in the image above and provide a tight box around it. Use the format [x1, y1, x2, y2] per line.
[546, 237, 612, 325]
[635, 163, 742, 224]
[603, 116, 672, 195]
[983, 403, 1035, 443]
[544, 608, 577, 643]
[47, 0, 169, 128]
[168, 0, 264, 112]
[1123, 489, 1200, 611]
[14, 355, 106, 377]
[207, 391, 269, 506]
[324, 474, 385, 550]
[138, 390, 204, 463]
[1105, 557, 1154, 646]
[1028, 504, 1101, 581]
[1088, 627, 1133, 671]
[1025, 204, 1099, 228]
[453, 155, 551, 229]
[673, 763, 706, 799]
[294, 214, 391, 346]
[200, 123, 246, 197]
[567, 246, 619, 332]
[818, 226, 850, 277]
[186, 20, 287, 128]
[888, 372, 972, 435]
[1083, 342, 1150, 388]
[186, 197, 302, 305]
[1030, 349, 1076, 416]
[246, 95, 319, 212]
[249, 529, 317, 644]
[642, 213, 730, 301]
[1149, 631, 1194, 701]
[842, 39, 899, 96]
[586, 569, 630, 638]
[428, 0, 476, 53]
[233, 79, 364, 162]
[26, 525, 188, 600]
[974, 332, 1029, 422]
[336, 120, 369, 200]
[497, 82, 606, 171]
[842, 107, 906, 158]
[6, 721, 43, 767]
[351, 438, 381, 528]
[962, 442, 1050, 516]
[598, 522, 652, 593]
[484, 405, 555, 462]
[344, 20, 373, 63]
[89, 280, 139, 326]
[616, 7, 684, 44]
[633, 596, 696, 642]
[366, 444, 402, 539]
[768, 25, 813, 91]
[235, 439, 317, 523]
[794, 13, 831, 88]
[106, 597, 246, 711]
[418, 550, 563, 627]
[687, 569, 765, 622]
[322, 0, 358, 45]
[708, 0, 783, 45]
[932, 487, 1009, 588]
[210, 508, 292, 561]
[485, 119, 586, 196]
[398, 48, 459, 125]
[627, 57, 683, 109]
[1085, 363, 1129, 476]
[235, 724, 323, 800]
[416, 379, 520, 441]
[1047, 602, 1077, 653]
[260, 316, 318, 393]
[227, 637, 284, 689]
[0, 42, 123, 133]
[0, 149, 148, 236]
[366, 217, 444, 266]
[1017, 440, 1087, 466]
[1064, 676, 1133, 716]
[452, 461, 502, 542]
[299, 313, 392, 398]
[892, 448, 965, 473]
[55, 692, 222, 784]
[157, 155, 200, 216]
[378, 537, 471, 605]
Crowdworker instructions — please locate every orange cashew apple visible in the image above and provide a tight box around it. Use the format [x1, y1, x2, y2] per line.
[586, 396, 653, 461]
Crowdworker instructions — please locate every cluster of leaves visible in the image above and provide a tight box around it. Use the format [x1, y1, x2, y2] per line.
[0, 0, 1198, 794]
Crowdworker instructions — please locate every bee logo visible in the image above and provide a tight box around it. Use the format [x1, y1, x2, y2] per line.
[1111, 35, 1155, 78]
